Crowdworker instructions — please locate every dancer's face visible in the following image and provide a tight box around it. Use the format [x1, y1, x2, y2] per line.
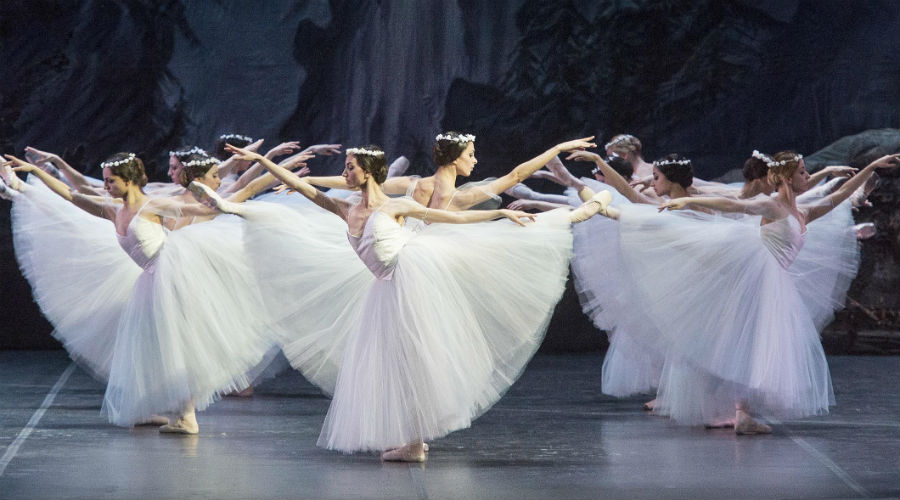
[651, 166, 672, 196]
[103, 167, 129, 198]
[197, 165, 221, 191]
[790, 159, 810, 193]
[342, 155, 368, 188]
[453, 142, 477, 177]
[168, 155, 184, 184]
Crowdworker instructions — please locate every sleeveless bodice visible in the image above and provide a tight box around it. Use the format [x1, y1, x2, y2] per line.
[760, 215, 806, 269]
[347, 211, 412, 280]
[117, 214, 166, 270]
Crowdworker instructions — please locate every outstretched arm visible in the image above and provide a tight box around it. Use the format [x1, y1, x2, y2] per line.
[566, 151, 655, 204]
[217, 139, 263, 178]
[5, 156, 118, 221]
[224, 144, 351, 220]
[804, 154, 899, 223]
[384, 197, 535, 226]
[806, 165, 857, 188]
[24, 147, 104, 195]
[659, 195, 785, 219]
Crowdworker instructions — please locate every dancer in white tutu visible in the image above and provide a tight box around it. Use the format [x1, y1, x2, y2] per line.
[600, 151, 899, 433]
[191, 139, 611, 461]
[4, 152, 279, 434]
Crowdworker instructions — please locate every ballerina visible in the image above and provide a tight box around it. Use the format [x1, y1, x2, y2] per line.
[4, 152, 279, 434]
[609, 151, 900, 433]
[192, 141, 612, 461]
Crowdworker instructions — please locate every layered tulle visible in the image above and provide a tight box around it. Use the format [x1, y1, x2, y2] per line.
[565, 179, 663, 396]
[238, 201, 373, 395]
[317, 209, 573, 453]
[101, 214, 277, 426]
[606, 204, 833, 424]
[11, 177, 141, 380]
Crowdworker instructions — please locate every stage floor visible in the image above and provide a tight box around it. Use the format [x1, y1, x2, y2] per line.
[0, 351, 897, 500]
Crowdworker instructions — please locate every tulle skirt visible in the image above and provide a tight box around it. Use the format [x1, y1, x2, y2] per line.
[565, 180, 663, 396]
[101, 215, 278, 426]
[11, 178, 141, 380]
[317, 209, 574, 453]
[238, 201, 373, 395]
[607, 204, 834, 424]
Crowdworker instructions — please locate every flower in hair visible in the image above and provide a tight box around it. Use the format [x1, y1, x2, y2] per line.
[766, 153, 803, 168]
[100, 153, 136, 168]
[219, 134, 253, 142]
[652, 158, 691, 168]
[346, 147, 385, 157]
[182, 157, 220, 168]
[435, 133, 476, 144]
[604, 134, 635, 150]
[751, 150, 772, 163]
[169, 146, 208, 158]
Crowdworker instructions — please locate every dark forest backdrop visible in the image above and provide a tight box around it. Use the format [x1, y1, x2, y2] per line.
[1, 0, 898, 351]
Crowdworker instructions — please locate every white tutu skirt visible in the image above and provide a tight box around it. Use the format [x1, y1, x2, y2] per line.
[11, 178, 142, 380]
[318, 209, 574, 453]
[608, 204, 833, 424]
[790, 200, 860, 331]
[565, 180, 663, 396]
[102, 215, 277, 426]
[238, 201, 373, 395]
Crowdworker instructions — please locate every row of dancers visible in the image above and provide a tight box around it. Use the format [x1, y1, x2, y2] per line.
[2, 131, 897, 462]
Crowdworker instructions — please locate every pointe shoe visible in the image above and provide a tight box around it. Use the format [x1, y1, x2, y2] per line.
[159, 416, 199, 435]
[734, 411, 772, 435]
[704, 419, 735, 429]
[381, 444, 426, 462]
[642, 398, 656, 412]
[226, 386, 254, 397]
[569, 190, 613, 223]
[188, 181, 242, 215]
[423, 443, 429, 452]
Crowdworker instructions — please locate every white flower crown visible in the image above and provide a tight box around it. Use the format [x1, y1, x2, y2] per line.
[219, 134, 253, 142]
[169, 146, 207, 158]
[604, 134, 635, 150]
[100, 153, 136, 168]
[751, 150, 772, 163]
[182, 157, 220, 168]
[435, 133, 475, 144]
[766, 153, 803, 168]
[346, 147, 384, 157]
[652, 158, 691, 168]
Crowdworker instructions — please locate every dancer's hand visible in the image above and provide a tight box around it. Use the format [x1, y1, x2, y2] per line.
[500, 209, 536, 226]
[282, 153, 315, 170]
[24, 146, 59, 164]
[867, 153, 900, 169]
[271, 168, 310, 195]
[245, 139, 264, 152]
[507, 199, 538, 211]
[266, 141, 301, 159]
[819, 165, 857, 178]
[225, 144, 264, 162]
[556, 136, 596, 153]
[565, 150, 602, 163]
[658, 198, 691, 212]
[3, 154, 37, 173]
[629, 175, 652, 188]
[303, 144, 342, 156]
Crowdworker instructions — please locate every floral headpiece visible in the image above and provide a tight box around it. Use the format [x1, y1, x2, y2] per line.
[219, 134, 253, 142]
[346, 147, 384, 157]
[100, 153, 136, 169]
[751, 150, 772, 163]
[766, 153, 803, 168]
[652, 158, 691, 168]
[169, 146, 207, 158]
[182, 157, 220, 169]
[604, 134, 635, 150]
[435, 133, 476, 144]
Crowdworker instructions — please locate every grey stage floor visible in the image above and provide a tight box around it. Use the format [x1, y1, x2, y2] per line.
[0, 351, 897, 500]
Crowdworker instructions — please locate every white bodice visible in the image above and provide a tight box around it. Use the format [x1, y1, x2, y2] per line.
[116, 213, 166, 270]
[347, 211, 413, 280]
[760, 215, 806, 269]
